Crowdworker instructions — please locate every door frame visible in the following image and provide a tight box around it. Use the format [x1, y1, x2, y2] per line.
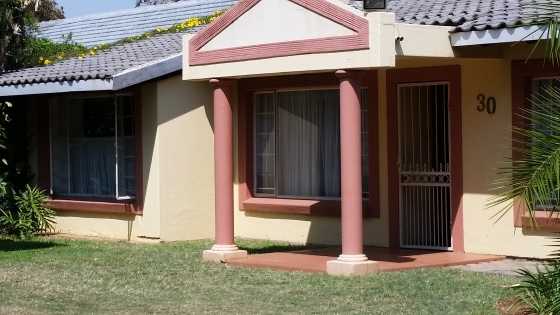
[387, 65, 464, 252]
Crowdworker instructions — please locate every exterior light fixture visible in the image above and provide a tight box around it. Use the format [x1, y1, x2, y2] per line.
[363, 0, 386, 10]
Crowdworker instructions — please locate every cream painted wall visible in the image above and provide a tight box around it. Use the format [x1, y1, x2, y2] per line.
[55, 212, 140, 239]
[460, 59, 556, 258]
[395, 57, 557, 258]
[137, 82, 161, 238]
[48, 76, 216, 242]
[156, 75, 215, 242]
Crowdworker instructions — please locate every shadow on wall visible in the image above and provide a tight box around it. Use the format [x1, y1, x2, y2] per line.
[241, 211, 343, 246]
[155, 79, 214, 127]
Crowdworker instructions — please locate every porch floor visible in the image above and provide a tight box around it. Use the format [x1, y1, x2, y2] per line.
[226, 247, 504, 273]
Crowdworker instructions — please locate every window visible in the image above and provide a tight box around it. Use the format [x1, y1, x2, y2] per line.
[253, 89, 369, 199]
[530, 78, 560, 209]
[50, 95, 137, 200]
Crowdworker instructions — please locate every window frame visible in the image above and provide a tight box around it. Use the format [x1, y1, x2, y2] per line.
[238, 72, 379, 217]
[252, 88, 369, 201]
[38, 90, 143, 215]
[512, 60, 560, 230]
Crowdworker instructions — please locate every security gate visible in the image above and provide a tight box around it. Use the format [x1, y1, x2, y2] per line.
[398, 83, 452, 250]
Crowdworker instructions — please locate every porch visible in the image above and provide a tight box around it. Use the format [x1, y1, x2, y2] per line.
[226, 247, 504, 273]
[184, 0, 468, 276]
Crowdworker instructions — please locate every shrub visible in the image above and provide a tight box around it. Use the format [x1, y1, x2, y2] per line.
[513, 261, 560, 314]
[0, 185, 55, 239]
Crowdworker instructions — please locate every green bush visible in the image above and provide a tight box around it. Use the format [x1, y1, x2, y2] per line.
[513, 261, 560, 314]
[0, 185, 55, 239]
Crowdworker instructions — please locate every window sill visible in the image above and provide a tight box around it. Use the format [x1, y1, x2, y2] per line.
[47, 199, 141, 215]
[521, 211, 560, 232]
[241, 197, 372, 217]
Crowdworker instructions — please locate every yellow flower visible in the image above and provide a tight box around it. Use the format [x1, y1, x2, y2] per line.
[43, 59, 52, 65]
[156, 28, 162, 32]
[39, 57, 44, 61]
[89, 50, 96, 56]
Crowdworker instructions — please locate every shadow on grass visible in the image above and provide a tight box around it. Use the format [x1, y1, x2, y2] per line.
[0, 239, 64, 252]
[240, 244, 321, 255]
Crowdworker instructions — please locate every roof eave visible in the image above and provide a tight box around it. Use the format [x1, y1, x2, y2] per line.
[451, 25, 547, 47]
[0, 53, 183, 97]
[0, 79, 113, 97]
[113, 53, 182, 90]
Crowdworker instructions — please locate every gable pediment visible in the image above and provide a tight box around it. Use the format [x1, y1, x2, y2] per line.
[189, 0, 369, 65]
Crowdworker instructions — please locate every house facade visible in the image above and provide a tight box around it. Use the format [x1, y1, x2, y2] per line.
[0, 0, 558, 271]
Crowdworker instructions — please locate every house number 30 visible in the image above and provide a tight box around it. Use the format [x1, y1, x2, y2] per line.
[477, 94, 497, 114]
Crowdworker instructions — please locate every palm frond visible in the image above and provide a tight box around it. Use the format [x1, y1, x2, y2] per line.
[489, 86, 560, 222]
[520, 1, 560, 65]
[513, 262, 560, 314]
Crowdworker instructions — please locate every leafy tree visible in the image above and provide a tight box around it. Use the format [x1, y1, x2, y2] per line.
[28, 0, 64, 22]
[0, 0, 29, 72]
[0, 0, 64, 72]
[0, 0, 60, 238]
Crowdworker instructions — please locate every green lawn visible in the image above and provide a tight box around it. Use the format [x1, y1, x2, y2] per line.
[0, 238, 516, 314]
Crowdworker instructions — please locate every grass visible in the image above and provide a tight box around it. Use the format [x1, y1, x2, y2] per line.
[0, 237, 516, 315]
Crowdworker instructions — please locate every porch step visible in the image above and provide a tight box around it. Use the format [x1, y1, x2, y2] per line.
[225, 247, 505, 273]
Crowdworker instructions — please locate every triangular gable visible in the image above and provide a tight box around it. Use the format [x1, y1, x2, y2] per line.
[189, 0, 369, 66]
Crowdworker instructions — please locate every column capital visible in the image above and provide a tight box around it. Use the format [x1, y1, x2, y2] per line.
[209, 78, 235, 88]
[335, 69, 358, 81]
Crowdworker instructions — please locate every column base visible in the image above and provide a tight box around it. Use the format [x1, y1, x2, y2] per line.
[202, 244, 247, 263]
[326, 255, 378, 276]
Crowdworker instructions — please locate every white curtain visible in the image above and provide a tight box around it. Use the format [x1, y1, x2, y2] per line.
[51, 96, 136, 199]
[68, 138, 115, 197]
[276, 90, 341, 198]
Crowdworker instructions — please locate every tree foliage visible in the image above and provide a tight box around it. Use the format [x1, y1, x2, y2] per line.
[0, 0, 30, 72]
[28, 0, 64, 22]
[0, 0, 64, 72]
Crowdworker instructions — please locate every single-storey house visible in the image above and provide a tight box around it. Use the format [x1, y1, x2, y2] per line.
[1, 0, 558, 274]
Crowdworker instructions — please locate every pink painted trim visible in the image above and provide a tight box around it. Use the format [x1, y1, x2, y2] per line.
[386, 66, 464, 253]
[237, 72, 380, 218]
[189, 0, 369, 66]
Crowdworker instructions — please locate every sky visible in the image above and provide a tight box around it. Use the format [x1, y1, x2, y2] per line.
[57, 0, 138, 18]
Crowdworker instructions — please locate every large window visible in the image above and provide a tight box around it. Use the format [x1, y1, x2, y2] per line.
[253, 89, 368, 199]
[530, 78, 560, 208]
[50, 95, 137, 200]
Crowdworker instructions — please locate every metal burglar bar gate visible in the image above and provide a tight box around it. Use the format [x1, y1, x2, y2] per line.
[398, 83, 452, 250]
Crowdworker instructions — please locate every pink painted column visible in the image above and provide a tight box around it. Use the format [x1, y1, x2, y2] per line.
[336, 70, 367, 262]
[209, 78, 237, 252]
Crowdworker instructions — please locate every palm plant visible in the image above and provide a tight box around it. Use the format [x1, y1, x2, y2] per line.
[513, 262, 560, 314]
[521, 1, 560, 65]
[492, 1, 560, 222]
[491, 86, 560, 222]
[489, 3, 560, 314]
